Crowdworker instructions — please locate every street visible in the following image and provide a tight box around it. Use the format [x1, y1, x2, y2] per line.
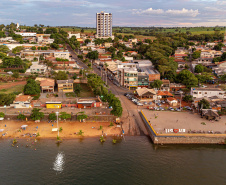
[68, 45, 148, 136]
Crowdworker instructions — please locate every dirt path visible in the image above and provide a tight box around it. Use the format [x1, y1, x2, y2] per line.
[0, 81, 26, 90]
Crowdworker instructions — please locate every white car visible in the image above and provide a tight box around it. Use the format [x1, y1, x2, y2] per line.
[137, 103, 143, 106]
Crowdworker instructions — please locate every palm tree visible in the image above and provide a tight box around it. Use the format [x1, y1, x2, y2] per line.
[78, 130, 84, 136]
[99, 136, 105, 143]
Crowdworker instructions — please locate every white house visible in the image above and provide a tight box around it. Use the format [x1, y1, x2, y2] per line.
[10, 94, 33, 108]
[68, 33, 80, 39]
[167, 97, 178, 106]
[26, 62, 47, 74]
[191, 88, 225, 99]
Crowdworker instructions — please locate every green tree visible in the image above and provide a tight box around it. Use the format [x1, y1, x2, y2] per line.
[17, 114, 26, 120]
[78, 130, 84, 136]
[81, 29, 84, 33]
[59, 112, 71, 120]
[50, 43, 59, 49]
[12, 72, 19, 78]
[77, 113, 88, 120]
[12, 46, 24, 54]
[30, 108, 44, 121]
[86, 51, 99, 60]
[183, 95, 193, 102]
[31, 46, 36, 50]
[150, 80, 163, 89]
[195, 64, 204, 73]
[48, 113, 57, 120]
[0, 112, 5, 118]
[198, 99, 210, 109]
[0, 45, 10, 53]
[54, 71, 68, 80]
[74, 84, 81, 95]
[84, 39, 91, 44]
[177, 70, 198, 87]
[192, 50, 201, 59]
[24, 78, 41, 95]
[72, 73, 77, 80]
[0, 93, 16, 106]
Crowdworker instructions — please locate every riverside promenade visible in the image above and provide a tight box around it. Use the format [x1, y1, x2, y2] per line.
[140, 110, 226, 144]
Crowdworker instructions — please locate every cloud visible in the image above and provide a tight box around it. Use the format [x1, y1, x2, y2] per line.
[133, 8, 199, 17]
[166, 8, 199, 17]
[133, 8, 164, 15]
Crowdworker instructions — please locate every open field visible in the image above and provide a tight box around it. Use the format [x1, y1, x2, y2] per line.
[62, 26, 225, 38]
[79, 83, 94, 97]
[0, 81, 26, 94]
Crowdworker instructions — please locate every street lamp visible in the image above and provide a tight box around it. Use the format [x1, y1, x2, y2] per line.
[56, 112, 59, 137]
[4, 105, 6, 114]
[179, 91, 183, 111]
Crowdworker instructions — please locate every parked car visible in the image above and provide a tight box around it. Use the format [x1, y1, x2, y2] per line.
[148, 106, 154, 110]
[124, 93, 128, 96]
[149, 102, 152, 105]
[154, 107, 160, 111]
[137, 102, 143, 106]
[168, 107, 174, 111]
[159, 107, 164, 111]
[156, 103, 161, 106]
[176, 108, 181, 111]
[186, 106, 192, 111]
[144, 102, 148, 105]
[161, 100, 165, 104]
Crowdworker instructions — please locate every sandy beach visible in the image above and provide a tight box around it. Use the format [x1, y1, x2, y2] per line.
[0, 120, 122, 139]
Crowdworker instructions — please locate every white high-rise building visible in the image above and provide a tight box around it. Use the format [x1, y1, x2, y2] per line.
[96, 11, 112, 38]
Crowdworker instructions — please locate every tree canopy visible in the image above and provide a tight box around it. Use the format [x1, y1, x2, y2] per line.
[30, 108, 44, 121]
[24, 78, 41, 95]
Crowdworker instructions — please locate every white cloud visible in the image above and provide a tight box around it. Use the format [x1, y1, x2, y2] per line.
[133, 8, 164, 15]
[166, 8, 199, 17]
[216, 0, 226, 5]
[133, 8, 199, 17]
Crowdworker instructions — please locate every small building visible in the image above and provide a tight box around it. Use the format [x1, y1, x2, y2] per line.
[191, 87, 225, 99]
[57, 80, 74, 93]
[167, 97, 178, 106]
[201, 109, 219, 120]
[40, 78, 55, 93]
[136, 88, 157, 100]
[77, 97, 102, 109]
[26, 62, 47, 74]
[10, 94, 33, 108]
[46, 102, 62, 109]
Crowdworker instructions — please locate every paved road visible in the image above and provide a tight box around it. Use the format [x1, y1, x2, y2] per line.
[67, 44, 88, 70]
[67, 45, 148, 136]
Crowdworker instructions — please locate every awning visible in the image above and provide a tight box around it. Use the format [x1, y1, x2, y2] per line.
[0, 129, 4, 132]
[21, 125, 28, 128]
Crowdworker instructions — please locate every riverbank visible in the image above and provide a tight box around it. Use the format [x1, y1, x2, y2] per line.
[140, 110, 226, 145]
[0, 120, 122, 139]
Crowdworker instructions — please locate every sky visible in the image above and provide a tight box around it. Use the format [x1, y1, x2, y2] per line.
[0, 0, 226, 27]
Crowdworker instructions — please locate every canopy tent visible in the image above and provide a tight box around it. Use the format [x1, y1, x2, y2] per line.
[21, 125, 28, 130]
[0, 129, 4, 132]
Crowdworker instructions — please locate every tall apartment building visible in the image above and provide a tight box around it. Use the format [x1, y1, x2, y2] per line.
[96, 11, 112, 38]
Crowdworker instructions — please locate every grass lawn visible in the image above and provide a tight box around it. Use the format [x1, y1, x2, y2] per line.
[65, 92, 76, 97]
[0, 84, 24, 94]
[79, 83, 94, 97]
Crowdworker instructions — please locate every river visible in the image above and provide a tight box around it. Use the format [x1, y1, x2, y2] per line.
[0, 136, 225, 185]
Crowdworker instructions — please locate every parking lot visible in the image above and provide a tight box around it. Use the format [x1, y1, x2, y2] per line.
[124, 93, 193, 112]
